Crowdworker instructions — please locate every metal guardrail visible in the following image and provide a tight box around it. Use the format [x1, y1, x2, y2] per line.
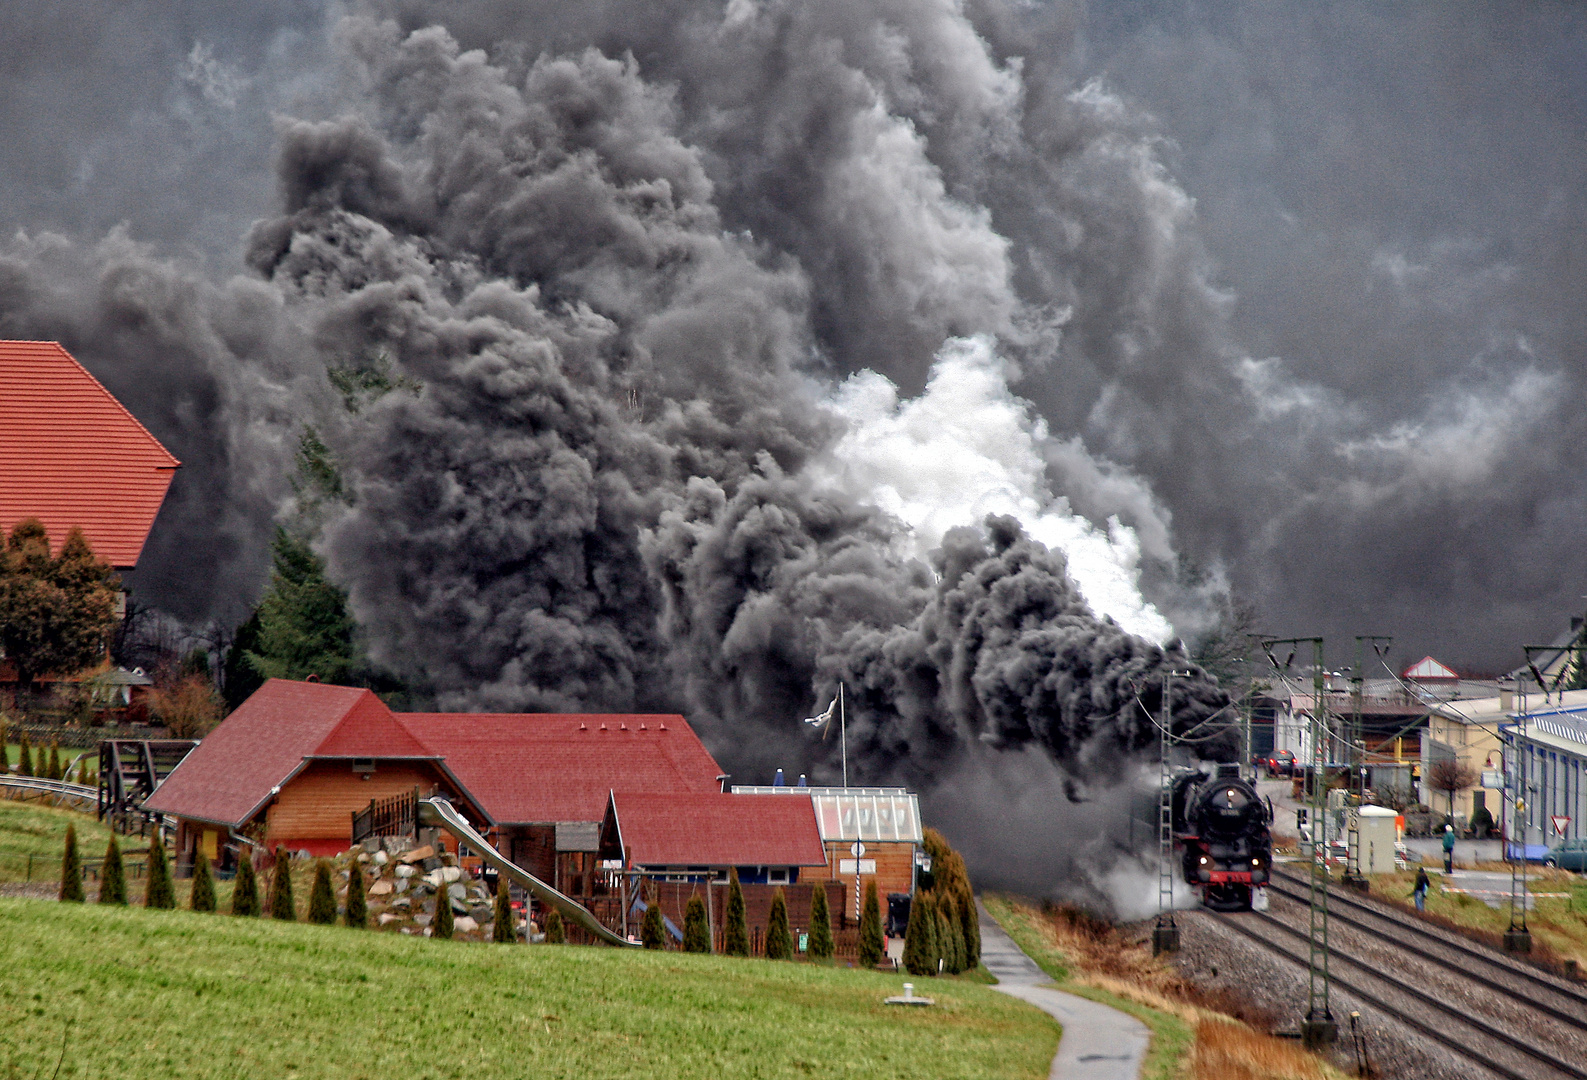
[0, 774, 98, 809]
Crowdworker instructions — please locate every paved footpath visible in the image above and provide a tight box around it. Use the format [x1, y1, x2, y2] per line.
[977, 900, 1150, 1080]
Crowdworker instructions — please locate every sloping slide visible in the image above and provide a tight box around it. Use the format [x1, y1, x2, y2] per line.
[418, 797, 638, 948]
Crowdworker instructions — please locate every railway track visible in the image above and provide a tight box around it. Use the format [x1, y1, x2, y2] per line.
[1223, 910, 1587, 1080]
[1269, 867, 1587, 1020]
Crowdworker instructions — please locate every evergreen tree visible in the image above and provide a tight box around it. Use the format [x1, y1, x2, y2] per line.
[59, 823, 84, 903]
[308, 860, 337, 924]
[807, 884, 834, 960]
[724, 868, 749, 957]
[17, 734, 32, 778]
[346, 862, 367, 928]
[433, 883, 455, 939]
[0, 521, 119, 701]
[268, 848, 296, 920]
[46, 741, 60, 781]
[764, 887, 792, 960]
[957, 884, 980, 969]
[492, 881, 513, 942]
[938, 896, 964, 974]
[145, 829, 175, 909]
[99, 833, 126, 905]
[903, 891, 938, 976]
[245, 528, 357, 685]
[641, 899, 666, 949]
[231, 853, 261, 917]
[858, 880, 884, 968]
[190, 851, 216, 913]
[682, 895, 710, 953]
[544, 907, 565, 944]
[222, 611, 266, 710]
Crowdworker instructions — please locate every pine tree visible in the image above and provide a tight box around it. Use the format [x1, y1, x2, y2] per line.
[346, 862, 367, 928]
[308, 860, 337, 924]
[492, 881, 513, 942]
[245, 528, 357, 685]
[433, 883, 455, 939]
[231, 853, 261, 917]
[858, 880, 884, 968]
[903, 890, 938, 976]
[17, 734, 32, 778]
[807, 885, 834, 960]
[683, 895, 710, 953]
[59, 823, 84, 903]
[544, 907, 565, 944]
[46, 741, 60, 781]
[641, 897, 666, 949]
[764, 887, 792, 960]
[145, 829, 175, 909]
[269, 848, 296, 920]
[724, 868, 749, 957]
[99, 834, 126, 905]
[190, 851, 216, 912]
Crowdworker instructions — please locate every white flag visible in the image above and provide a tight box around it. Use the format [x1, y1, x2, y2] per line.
[803, 696, 837, 730]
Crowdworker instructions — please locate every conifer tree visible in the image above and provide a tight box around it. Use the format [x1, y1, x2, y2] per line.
[433, 883, 455, 939]
[59, 823, 84, 903]
[764, 887, 792, 960]
[858, 880, 884, 968]
[724, 868, 749, 957]
[903, 890, 938, 976]
[17, 734, 32, 778]
[345, 862, 367, 928]
[544, 907, 565, 944]
[190, 851, 216, 912]
[0, 522, 119, 702]
[807, 884, 834, 960]
[682, 895, 710, 953]
[641, 898, 666, 949]
[492, 881, 513, 942]
[46, 741, 60, 781]
[99, 833, 126, 905]
[269, 848, 296, 920]
[231, 853, 261, 917]
[145, 829, 175, 909]
[957, 883, 980, 969]
[308, 860, 337, 924]
[938, 896, 965, 974]
[245, 528, 357, 685]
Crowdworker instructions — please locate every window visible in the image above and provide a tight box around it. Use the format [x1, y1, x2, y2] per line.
[768, 867, 789, 885]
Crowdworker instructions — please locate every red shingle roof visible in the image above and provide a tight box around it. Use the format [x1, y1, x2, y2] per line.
[0, 341, 180, 569]
[144, 680, 439, 827]
[397, 713, 724, 824]
[609, 792, 827, 867]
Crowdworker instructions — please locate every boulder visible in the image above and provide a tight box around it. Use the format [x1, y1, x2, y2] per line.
[413, 914, 432, 928]
[451, 896, 470, 915]
[440, 866, 463, 884]
[468, 905, 492, 923]
[377, 913, 402, 926]
[369, 880, 394, 897]
[421, 857, 441, 872]
[390, 896, 412, 911]
[400, 845, 435, 865]
[394, 864, 418, 879]
[454, 916, 479, 934]
[362, 838, 382, 855]
[373, 850, 390, 867]
[447, 883, 466, 902]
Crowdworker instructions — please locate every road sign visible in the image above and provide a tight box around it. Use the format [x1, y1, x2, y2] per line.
[1552, 815, 1571, 836]
[850, 841, 865, 858]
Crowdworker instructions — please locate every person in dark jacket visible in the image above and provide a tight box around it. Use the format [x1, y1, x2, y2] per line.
[1442, 824, 1457, 873]
[1412, 866, 1431, 912]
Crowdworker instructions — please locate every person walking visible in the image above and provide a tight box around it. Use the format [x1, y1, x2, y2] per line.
[1412, 866, 1430, 912]
[1442, 823, 1457, 873]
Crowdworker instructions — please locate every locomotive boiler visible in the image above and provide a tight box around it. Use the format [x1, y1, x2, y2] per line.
[1171, 765, 1273, 912]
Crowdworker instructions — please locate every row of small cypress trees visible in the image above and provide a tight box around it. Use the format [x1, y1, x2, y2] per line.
[641, 867, 876, 964]
[5, 729, 83, 783]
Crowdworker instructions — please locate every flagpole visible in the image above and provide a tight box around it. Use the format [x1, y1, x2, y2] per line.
[840, 683, 847, 789]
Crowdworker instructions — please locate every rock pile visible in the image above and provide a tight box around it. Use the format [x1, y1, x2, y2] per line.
[335, 835, 524, 941]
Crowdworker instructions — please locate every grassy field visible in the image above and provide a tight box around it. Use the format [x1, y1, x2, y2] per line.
[982, 895, 1347, 1080]
[0, 800, 135, 885]
[0, 899, 1058, 1080]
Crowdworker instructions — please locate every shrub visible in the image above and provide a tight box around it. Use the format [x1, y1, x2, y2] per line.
[59, 823, 84, 903]
[308, 860, 336, 924]
[807, 884, 834, 960]
[544, 907, 564, 944]
[190, 851, 216, 912]
[641, 899, 666, 950]
[99, 833, 126, 905]
[957, 884, 980, 969]
[46, 741, 61, 781]
[724, 868, 749, 957]
[231, 852, 261, 916]
[145, 830, 175, 909]
[268, 847, 295, 920]
[938, 897, 964, 974]
[345, 861, 367, 928]
[433, 883, 455, 940]
[682, 895, 710, 953]
[492, 880, 513, 942]
[17, 734, 31, 778]
[903, 890, 938, 976]
[859, 880, 884, 968]
[764, 887, 792, 960]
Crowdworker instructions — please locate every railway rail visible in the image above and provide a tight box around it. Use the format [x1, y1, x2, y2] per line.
[1266, 869, 1587, 1028]
[0, 774, 98, 811]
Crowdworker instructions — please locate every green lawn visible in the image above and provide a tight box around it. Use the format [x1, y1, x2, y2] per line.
[0, 899, 1059, 1080]
[0, 801, 133, 884]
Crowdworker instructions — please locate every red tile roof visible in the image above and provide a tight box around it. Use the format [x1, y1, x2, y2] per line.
[0, 341, 180, 569]
[608, 792, 827, 868]
[397, 713, 725, 824]
[144, 680, 440, 827]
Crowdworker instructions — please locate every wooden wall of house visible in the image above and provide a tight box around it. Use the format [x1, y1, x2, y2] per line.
[809, 840, 916, 919]
[507, 825, 556, 883]
[264, 762, 451, 847]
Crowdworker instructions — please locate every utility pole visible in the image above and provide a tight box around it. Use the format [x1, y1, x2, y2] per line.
[1265, 637, 1336, 1048]
[1153, 669, 1187, 955]
[1343, 636, 1391, 892]
[1505, 647, 1552, 953]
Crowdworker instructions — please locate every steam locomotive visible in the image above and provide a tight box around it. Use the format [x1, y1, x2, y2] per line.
[1171, 765, 1273, 912]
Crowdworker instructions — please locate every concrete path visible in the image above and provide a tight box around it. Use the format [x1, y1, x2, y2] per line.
[977, 900, 1150, 1080]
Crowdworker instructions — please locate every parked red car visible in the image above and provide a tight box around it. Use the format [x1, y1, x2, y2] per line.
[1264, 750, 1297, 777]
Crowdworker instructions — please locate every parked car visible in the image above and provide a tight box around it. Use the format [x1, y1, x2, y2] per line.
[1264, 750, 1297, 777]
[1506, 841, 1553, 864]
[1544, 838, 1587, 872]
